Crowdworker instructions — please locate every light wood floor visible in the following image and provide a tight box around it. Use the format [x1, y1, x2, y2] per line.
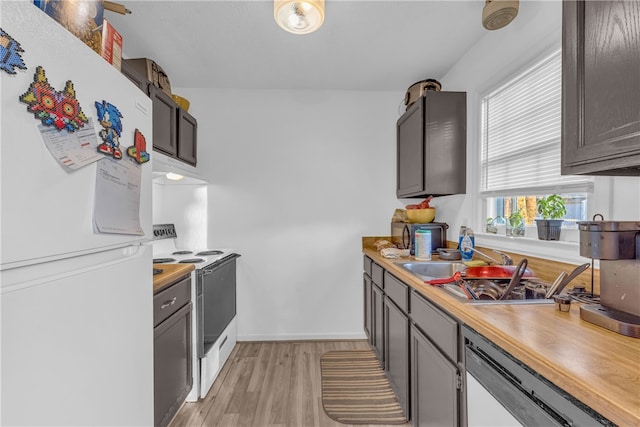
[169, 340, 412, 427]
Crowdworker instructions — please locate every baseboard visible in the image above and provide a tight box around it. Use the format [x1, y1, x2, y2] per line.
[237, 331, 368, 342]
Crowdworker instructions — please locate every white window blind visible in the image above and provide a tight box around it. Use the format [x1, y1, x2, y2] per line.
[480, 50, 592, 196]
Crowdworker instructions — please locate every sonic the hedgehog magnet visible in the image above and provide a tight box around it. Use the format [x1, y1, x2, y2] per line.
[95, 100, 124, 159]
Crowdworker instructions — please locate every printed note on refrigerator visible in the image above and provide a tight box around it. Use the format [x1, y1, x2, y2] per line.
[39, 118, 103, 170]
[93, 157, 144, 235]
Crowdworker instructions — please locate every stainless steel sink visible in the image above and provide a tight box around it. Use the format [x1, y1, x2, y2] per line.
[395, 261, 465, 281]
[395, 260, 553, 305]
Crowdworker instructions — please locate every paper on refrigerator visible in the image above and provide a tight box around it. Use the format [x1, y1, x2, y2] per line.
[38, 118, 103, 170]
[93, 157, 144, 235]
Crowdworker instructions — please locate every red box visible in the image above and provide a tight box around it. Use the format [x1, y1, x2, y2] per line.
[101, 18, 123, 71]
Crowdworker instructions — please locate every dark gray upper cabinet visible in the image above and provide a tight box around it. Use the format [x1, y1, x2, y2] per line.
[149, 85, 178, 158]
[121, 60, 150, 94]
[177, 108, 198, 166]
[396, 92, 467, 198]
[121, 62, 197, 167]
[148, 86, 198, 167]
[562, 0, 640, 175]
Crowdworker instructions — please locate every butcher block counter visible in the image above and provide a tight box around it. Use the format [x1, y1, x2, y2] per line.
[153, 264, 195, 294]
[363, 247, 640, 427]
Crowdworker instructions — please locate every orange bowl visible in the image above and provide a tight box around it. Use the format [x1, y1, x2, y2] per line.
[171, 94, 190, 111]
[406, 208, 436, 223]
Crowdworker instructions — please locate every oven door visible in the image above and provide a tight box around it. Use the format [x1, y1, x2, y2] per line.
[197, 254, 239, 358]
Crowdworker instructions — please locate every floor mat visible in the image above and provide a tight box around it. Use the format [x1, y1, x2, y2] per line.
[320, 350, 408, 425]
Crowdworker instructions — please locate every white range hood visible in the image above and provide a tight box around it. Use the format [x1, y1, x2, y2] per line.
[152, 151, 208, 185]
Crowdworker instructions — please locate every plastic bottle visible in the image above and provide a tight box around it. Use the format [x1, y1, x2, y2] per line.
[459, 227, 475, 262]
[458, 226, 467, 256]
[415, 229, 432, 261]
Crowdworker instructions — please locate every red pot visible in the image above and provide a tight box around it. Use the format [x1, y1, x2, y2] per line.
[464, 265, 535, 280]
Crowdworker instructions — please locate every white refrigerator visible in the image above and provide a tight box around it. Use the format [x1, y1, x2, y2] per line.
[1, 2, 154, 425]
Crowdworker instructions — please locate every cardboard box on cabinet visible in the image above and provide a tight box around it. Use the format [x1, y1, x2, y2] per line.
[124, 58, 173, 97]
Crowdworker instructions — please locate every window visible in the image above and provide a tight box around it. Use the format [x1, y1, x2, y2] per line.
[480, 49, 592, 235]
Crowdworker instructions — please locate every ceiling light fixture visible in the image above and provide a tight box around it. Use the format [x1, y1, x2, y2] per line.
[274, 0, 324, 35]
[166, 172, 184, 181]
[482, 0, 519, 30]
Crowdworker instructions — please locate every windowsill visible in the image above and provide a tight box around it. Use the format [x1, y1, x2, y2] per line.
[475, 232, 589, 265]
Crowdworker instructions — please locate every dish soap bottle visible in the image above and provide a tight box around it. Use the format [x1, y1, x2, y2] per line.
[459, 227, 475, 262]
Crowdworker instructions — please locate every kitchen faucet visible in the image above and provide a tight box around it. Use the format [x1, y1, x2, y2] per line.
[464, 246, 513, 265]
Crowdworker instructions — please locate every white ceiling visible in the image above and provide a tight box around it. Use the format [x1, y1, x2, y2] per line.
[107, 1, 495, 91]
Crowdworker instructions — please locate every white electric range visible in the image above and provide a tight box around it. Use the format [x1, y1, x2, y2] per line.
[152, 224, 239, 402]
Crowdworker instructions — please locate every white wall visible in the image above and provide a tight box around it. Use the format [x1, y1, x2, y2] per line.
[434, 0, 640, 262]
[173, 89, 403, 340]
[152, 182, 209, 249]
[434, 0, 566, 236]
[166, 0, 639, 340]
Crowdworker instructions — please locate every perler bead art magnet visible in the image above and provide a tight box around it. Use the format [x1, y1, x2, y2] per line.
[0, 28, 27, 75]
[19, 66, 88, 132]
[127, 128, 150, 164]
[95, 100, 124, 159]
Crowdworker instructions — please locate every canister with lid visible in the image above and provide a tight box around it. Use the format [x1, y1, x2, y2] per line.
[415, 229, 432, 261]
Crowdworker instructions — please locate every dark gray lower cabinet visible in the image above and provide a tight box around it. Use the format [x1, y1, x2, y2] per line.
[365, 256, 384, 366]
[363, 273, 372, 340]
[363, 256, 374, 342]
[362, 259, 462, 425]
[410, 324, 460, 427]
[384, 296, 410, 416]
[372, 283, 385, 364]
[410, 289, 462, 426]
[154, 276, 193, 427]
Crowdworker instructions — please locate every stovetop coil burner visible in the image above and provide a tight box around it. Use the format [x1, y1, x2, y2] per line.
[197, 250, 224, 256]
[179, 258, 205, 264]
[173, 250, 193, 255]
[153, 258, 177, 264]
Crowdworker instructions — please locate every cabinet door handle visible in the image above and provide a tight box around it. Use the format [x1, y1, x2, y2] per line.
[161, 297, 177, 309]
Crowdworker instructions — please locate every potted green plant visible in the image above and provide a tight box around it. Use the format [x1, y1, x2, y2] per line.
[506, 211, 525, 237]
[535, 194, 566, 240]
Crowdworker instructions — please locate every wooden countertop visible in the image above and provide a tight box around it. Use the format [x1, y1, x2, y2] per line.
[364, 248, 640, 427]
[153, 264, 195, 294]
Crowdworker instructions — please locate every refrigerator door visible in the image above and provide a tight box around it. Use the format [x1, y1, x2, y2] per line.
[0, 2, 153, 269]
[0, 244, 154, 426]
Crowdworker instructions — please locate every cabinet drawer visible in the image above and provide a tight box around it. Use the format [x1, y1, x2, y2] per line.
[154, 276, 191, 327]
[384, 272, 408, 313]
[364, 255, 373, 277]
[410, 289, 458, 362]
[371, 262, 384, 288]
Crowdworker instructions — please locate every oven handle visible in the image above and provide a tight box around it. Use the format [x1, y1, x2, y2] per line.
[201, 253, 241, 275]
